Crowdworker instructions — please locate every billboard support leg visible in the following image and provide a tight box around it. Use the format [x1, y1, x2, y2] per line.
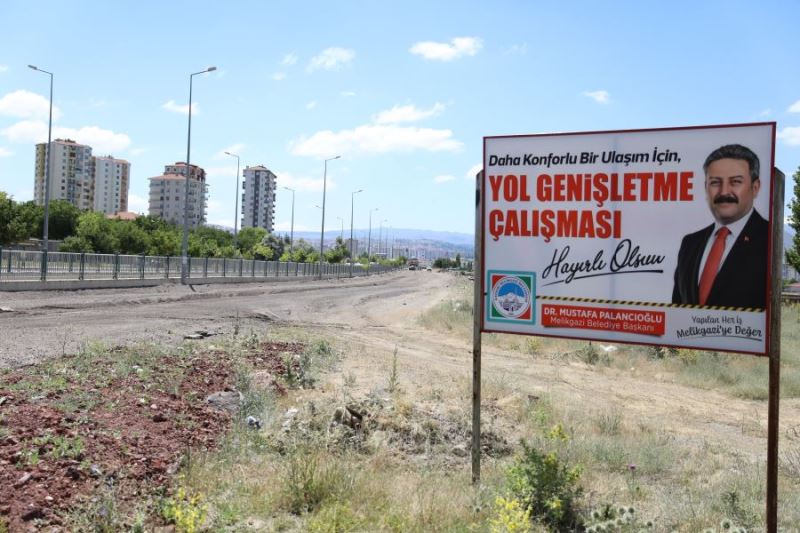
[766, 168, 785, 533]
[472, 170, 484, 485]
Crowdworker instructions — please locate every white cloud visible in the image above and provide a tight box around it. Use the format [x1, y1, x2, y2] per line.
[162, 100, 198, 115]
[434, 175, 456, 184]
[306, 100, 317, 110]
[130, 147, 149, 156]
[465, 163, 482, 180]
[758, 108, 772, 117]
[272, 72, 287, 81]
[127, 193, 148, 214]
[215, 143, 246, 159]
[0, 65, 8, 73]
[341, 91, 357, 97]
[504, 43, 528, 55]
[281, 53, 298, 66]
[0, 146, 13, 157]
[409, 37, 482, 61]
[583, 90, 610, 104]
[278, 171, 335, 193]
[0, 90, 63, 120]
[290, 124, 462, 157]
[1, 120, 131, 153]
[778, 126, 800, 146]
[788, 100, 800, 113]
[374, 102, 445, 124]
[307, 47, 355, 72]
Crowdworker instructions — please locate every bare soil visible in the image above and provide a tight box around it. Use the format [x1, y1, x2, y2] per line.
[1, 271, 799, 527]
[0, 341, 304, 530]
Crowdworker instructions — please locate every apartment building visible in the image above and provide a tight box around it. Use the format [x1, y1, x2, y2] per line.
[34, 139, 131, 215]
[148, 162, 208, 228]
[34, 139, 94, 211]
[241, 165, 276, 232]
[92, 155, 130, 214]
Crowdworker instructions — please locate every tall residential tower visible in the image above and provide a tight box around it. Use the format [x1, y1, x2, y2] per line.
[241, 165, 276, 232]
[148, 162, 208, 228]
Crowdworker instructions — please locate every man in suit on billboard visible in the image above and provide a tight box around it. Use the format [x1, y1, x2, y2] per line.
[672, 144, 769, 309]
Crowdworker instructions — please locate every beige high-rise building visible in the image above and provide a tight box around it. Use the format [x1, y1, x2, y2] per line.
[92, 155, 130, 214]
[34, 139, 131, 215]
[34, 139, 94, 210]
[241, 165, 276, 232]
[148, 162, 207, 228]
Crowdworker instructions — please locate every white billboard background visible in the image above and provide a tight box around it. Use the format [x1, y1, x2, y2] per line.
[483, 124, 774, 354]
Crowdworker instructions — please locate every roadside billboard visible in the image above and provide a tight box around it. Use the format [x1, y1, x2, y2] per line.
[482, 123, 776, 355]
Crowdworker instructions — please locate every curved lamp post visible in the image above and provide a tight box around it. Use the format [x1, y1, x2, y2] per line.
[180, 66, 216, 284]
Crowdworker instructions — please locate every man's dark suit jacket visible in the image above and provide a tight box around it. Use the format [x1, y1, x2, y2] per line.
[671, 210, 769, 308]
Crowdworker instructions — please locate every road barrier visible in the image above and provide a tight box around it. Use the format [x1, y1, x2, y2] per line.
[0, 248, 398, 286]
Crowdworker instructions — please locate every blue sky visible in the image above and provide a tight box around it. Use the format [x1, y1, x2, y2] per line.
[1, 0, 799, 235]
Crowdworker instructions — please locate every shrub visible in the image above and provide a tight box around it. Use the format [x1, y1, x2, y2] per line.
[489, 496, 531, 533]
[506, 440, 583, 531]
[161, 487, 207, 533]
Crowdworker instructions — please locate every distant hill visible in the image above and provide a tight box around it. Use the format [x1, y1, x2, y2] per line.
[287, 228, 474, 247]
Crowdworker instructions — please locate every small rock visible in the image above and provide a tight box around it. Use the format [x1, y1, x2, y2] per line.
[152, 413, 167, 423]
[89, 464, 103, 478]
[150, 404, 158, 410]
[0, 396, 8, 406]
[0, 306, 13, 313]
[21, 506, 44, 521]
[206, 390, 242, 414]
[246, 416, 262, 429]
[451, 444, 469, 457]
[284, 407, 299, 419]
[45, 495, 54, 502]
[15, 472, 32, 487]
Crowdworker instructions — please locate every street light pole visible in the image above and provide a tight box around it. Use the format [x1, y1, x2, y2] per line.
[181, 66, 216, 284]
[283, 187, 295, 254]
[349, 189, 362, 277]
[367, 207, 378, 274]
[28, 65, 53, 257]
[224, 151, 240, 242]
[337, 216, 344, 240]
[318, 155, 340, 279]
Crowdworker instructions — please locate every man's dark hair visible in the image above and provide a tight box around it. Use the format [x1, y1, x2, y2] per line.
[703, 144, 760, 182]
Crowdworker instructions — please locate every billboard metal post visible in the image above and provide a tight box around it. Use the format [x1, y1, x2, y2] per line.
[472, 171, 484, 484]
[766, 167, 784, 533]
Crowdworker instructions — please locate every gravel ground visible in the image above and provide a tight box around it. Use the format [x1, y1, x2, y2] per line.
[0, 270, 443, 368]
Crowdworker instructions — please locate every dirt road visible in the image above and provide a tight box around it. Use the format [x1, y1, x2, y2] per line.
[1, 271, 798, 466]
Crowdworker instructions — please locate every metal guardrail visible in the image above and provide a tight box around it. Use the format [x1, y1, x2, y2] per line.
[0, 248, 396, 283]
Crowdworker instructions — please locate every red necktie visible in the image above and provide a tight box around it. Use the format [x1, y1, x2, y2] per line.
[698, 227, 730, 305]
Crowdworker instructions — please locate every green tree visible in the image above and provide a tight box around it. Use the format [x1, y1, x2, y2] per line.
[75, 211, 119, 253]
[112, 221, 150, 254]
[324, 236, 349, 263]
[47, 200, 82, 240]
[59, 235, 94, 253]
[14, 201, 44, 239]
[147, 229, 181, 256]
[262, 233, 286, 259]
[236, 227, 268, 257]
[786, 166, 800, 273]
[0, 192, 29, 245]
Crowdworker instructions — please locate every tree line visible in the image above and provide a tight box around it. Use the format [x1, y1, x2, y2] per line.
[0, 192, 405, 265]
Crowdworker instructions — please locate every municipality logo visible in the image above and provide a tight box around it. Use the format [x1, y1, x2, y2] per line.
[487, 271, 536, 324]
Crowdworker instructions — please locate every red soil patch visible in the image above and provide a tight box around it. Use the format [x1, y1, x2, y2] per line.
[0, 340, 307, 530]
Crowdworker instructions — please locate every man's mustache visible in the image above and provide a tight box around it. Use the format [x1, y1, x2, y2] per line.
[713, 194, 738, 204]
